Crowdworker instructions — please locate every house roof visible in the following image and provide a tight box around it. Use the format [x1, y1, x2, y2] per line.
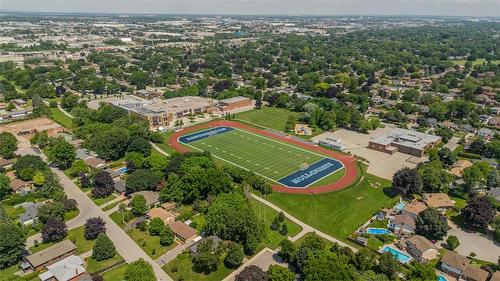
[19, 202, 44, 223]
[0, 158, 15, 167]
[403, 201, 427, 215]
[148, 208, 175, 222]
[406, 235, 435, 253]
[133, 191, 159, 206]
[26, 240, 76, 268]
[170, 221, 197, 240]
[441, 251, 470, 272]
[490, 271, 500, 281]
[84, 156, 106, 168]
[394, 214, 416, 229]
[423, 193, 455, 208]
[39, 255, 85, 281]
[6, 171, 31, 191]
[161, 202, 176, 211]
[114, 179, 126, 193]
[463, 265, 489, 281]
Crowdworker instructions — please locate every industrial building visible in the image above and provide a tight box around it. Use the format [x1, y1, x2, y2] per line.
[217, 96, 253, 113]
[368, 128, 441, 157]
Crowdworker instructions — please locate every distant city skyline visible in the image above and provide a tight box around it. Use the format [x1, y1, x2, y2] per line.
[1, 0, 499, 17]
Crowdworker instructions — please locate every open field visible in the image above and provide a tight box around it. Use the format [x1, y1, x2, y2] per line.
[451, 58, 500, 66]
[265, 171, 399, 240]
[49, 107, 73, 129]
[235, 106, 299, 132]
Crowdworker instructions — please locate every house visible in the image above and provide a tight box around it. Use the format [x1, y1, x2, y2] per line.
[405, 235, 438, 262]
[487, 188, 500, 201]
[7, 171, 33, 195]
[19, 202, 44, 225]
[75, 148, 91, 161]
[462, 265, 489, 281]
[390, 214, 416, 235]
[161, 202, 176, 211]
[38, 255, 88, 281]
[147, 207, 176, 225]
[114, 179, 126, 194]
[402, 201, 427, 219]
[84, 156, 106, 169]
[132, 191, 159, 207]
[441, 121, 459, 130]
[490, 271, 500, 281]
[170, 221, 197, 242]
[477, 128, 494, 140]
[489, 117, 500, 128]
[355, 236, 368, 246]
[294, 124, 312, 136]
[189, 236, 222, 254]
[459, 124, 477, 134]
[440, 251, 470, 278]
[449, 160, 473, 177]
[426, 118, 439, 127]
[423, 193, 455, 211]
[25, 240, 77, 271]
[0, 158, 15, 169]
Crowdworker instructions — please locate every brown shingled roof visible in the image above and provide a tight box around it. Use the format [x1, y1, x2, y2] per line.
[170, 221, 196, 241]
[26, 240, 76, 268]
[441, 251, 470, 272]
[463, 265, 489, 281]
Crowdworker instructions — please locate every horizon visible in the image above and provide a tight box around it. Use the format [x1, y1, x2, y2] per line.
[1, 0, 499, 17]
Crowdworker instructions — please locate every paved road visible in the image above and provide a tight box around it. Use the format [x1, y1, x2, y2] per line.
[23, 147, 173, 281]
[251, 194, 357, 252]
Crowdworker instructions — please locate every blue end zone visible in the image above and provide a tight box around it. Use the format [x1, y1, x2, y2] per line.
[178, 126, 234, 144]
[278, 158, 343, 188]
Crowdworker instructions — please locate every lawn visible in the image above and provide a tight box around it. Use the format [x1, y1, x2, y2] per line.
[101, 198, 126, 211]
[309, 168, 345, 187]
[64, 209, 80, 221]
[49, 107, 73, 129]
[90, 194, 117, 206]
[250, 198, 302, 249]
[264, 171, 399, 240]
[127, 228, 178, 259]
[163, 252, 233, 281]
[182, 127, 343, 186]
[29, 226, 95, 254]
[101, 263, 128, 281]
[235, 106, 299, 132]
[109, 210, 132, 228]
[0, 264, 39, 281]
[451, 58, 500, 66]
[86, 253, 125, 273]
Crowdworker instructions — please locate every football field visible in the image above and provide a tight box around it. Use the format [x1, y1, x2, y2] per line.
[178, 126, 344, 187]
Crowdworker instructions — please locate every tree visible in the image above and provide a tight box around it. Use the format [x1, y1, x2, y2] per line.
[32, 171, 45, 186]
[84, 217, 107, 240]
[461, 196, 495, 231]
[41, 217, 67, 242]
[148, 218, 165, 236]
[125, 169, 161, 193]
[267, 265, 295, 281]
[61, 93, 79, 109]
[225, 242, 245, 268]
[66, 160, 89, 178]
[92, 171, 114, 198]
[50, 140, 76, 169]
[13, 155, 48, 181]
[437, 148, 456, 168]
[130, 195, 147, 216]
[278, 239, 296, 263]
[92, 128, 130, 161]
[377, 252, 401, 280]
[0, 132, 18, 159]
[0, 173, 11, 200]
[124, 259, 155, 281]
[446, 235, 460, 250]
[159, 228, 174, 246]
[416, 208, 448, 240]
[204, 192, 264, 255]
[407, 262, 437, 281]
[302, 250, 357, 281]
[127, 136, 152, 156]
[434, 127, 453, 143]
[192, 250, 219, 274]
[486, 169, 499, 188]
[92, 233, 116, 261]
[38, 202, 65, 224]
[235, 265, 268, 281]
[0, 223, 25, 269]
[354, 248, 377, 271]
[392, 168, 422, 198]
[40, 171, 65, 200]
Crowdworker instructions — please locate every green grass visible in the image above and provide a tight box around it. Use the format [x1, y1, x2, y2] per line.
[64, 209, 80, 221]
[102, 198, 126, 211]
[368, 219, 389, 229]
[451, 58, 500, 66]
[163, 252, 233, 281]
[235, 106, 299, 132]
[91, 194, 117, 206]
[309, 168, 345, 187]
[86, 253, 125, 273]
[102, 263, 128, 281]
[250, 199, 302, 249]
[30, 226, 95, 254]
[127, 228, 178, 259]
[366, 237, 385, 251]
[49, 107, 73, 129]
[263, 172, 399, 240]
[183, 127, 342, 185]
[109, 210, 132, 228]
[0, 264, 39, 281]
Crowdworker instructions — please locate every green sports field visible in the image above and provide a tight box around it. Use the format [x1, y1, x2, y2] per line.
[182, 128, 329, 182]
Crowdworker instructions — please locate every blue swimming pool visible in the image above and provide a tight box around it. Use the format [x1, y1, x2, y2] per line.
[381, 246, 411, 263]
[437, 275, 447, 281]
[115, 167, 129, 174]
[367, 227, 391, 235]
[395, 201, 406, 211]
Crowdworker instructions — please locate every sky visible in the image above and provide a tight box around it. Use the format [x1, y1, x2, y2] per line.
[1, 0, 499, 17]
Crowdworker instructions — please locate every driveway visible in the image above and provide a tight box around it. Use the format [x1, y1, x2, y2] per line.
[222, 248, 286, 281]
[444, 227, 500, 263]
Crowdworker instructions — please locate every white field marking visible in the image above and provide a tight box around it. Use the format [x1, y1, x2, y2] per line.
[180, 141, 281, 184]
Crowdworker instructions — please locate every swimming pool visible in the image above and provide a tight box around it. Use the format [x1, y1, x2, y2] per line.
[395, 201, 406, 211]
[437, 275, 447, 281]
[381, 246, 411, 264]
[115, 167, 129, 174]
[367, 227, 391, 235]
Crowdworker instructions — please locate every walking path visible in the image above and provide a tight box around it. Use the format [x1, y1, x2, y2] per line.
[57, 104, 74, 119]
[251, 194, 357, 252]
[151, 141, 170, 156]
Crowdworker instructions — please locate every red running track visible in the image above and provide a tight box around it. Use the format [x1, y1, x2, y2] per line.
[169, 120, 359, 194]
